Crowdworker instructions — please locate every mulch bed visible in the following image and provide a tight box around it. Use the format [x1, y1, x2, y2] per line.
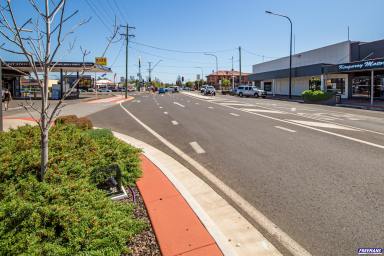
[124, 185, 161, 256]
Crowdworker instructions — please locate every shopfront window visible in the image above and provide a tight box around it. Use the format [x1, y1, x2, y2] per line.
[264, 82, 272, 92]
[352, 75, 384, 99]
[309, 77, 321, 90]
[326, 78, 345, 94]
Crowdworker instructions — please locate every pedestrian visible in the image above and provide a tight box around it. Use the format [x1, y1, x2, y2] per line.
[3, 89, 12, 111]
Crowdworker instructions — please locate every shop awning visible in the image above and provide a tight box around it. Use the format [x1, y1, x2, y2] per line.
[2, 61, 112, 73]
[324, 58, 384, 73]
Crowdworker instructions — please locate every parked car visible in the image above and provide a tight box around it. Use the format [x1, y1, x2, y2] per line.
[88, 88, 96, 92]
[158, 87, 166, 94]
[98, 88, 112, 93]
[200, 85, 208, 94]
[236, 85, 266, 98]
[229, 87, 238, 96]
[204, 86, 216, 96]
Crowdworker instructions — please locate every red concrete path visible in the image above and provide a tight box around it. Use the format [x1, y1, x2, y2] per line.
[137, 155, 223, 256]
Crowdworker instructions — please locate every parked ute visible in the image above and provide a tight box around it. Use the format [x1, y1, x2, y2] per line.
[200, 85, 209, 94]
[204, 86, 216, 96]
[236, 85, 266, 98]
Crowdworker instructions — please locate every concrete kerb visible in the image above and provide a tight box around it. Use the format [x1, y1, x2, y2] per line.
[113, 131, 283, 256]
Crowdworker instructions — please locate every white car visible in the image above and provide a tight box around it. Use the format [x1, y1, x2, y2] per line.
[236, 85, 266, 98]
[204, 86, 216, 96]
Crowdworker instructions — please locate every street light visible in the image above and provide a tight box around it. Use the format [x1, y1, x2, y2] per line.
[194, 67, 204, 90]
[204, 53, 219, 88]
[265, 10, 293, 99]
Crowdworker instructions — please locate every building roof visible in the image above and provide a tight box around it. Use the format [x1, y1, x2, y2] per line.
[207, 70, 250, 76]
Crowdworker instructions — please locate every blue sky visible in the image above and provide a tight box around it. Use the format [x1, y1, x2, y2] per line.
[2, 0, 384, 83]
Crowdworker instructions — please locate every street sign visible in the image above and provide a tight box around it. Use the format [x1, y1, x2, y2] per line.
[95, 57, 107, 66]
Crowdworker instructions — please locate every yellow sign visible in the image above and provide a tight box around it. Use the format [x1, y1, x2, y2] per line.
[95, 57, 107, 66]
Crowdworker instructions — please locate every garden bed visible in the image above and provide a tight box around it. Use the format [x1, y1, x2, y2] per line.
[0, 119, 160, 255]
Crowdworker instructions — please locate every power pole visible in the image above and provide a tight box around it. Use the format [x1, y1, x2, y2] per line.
[138, 57, 142, 90]
[231, 56, 235, 89]
[148, 62, 152, 86]
[120, 23, 135, 98]
[239, 46, 242, 85]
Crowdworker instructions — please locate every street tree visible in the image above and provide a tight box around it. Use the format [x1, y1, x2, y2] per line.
[222, 78, 230, 89]
[0, 0, 92, 181]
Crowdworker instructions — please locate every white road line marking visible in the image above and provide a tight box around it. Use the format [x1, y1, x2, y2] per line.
[164, 112, 168, 115]
[182, 92, 384, 136]
[291, 108, 296, 111]
[181, 93, 384, 150]
[190, 141, 206, 154]
[171, 120, 179, 125]
[195, 102, 199, 105]
[173, 102, 185, 108]
[230, 113, 240, 117]
[288, 120, 358, 131]
[275, 126, 296, 133]
[240, 108, 284, 114]
[208, 106, 214, 109]
[159, 106, 163, 109]
[120, 103, 310, 256]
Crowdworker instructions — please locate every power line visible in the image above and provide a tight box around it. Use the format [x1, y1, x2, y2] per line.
[110, 40, 125, 68]
[242, 48, 280, 59]
[84, 0, 111, 32]
[130, 41, 236, 54]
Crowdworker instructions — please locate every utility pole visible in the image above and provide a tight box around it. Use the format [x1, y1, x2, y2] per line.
[231, 56, 235, 89]
[120, 23, 135, 98]
[0, 60, 3, 132]
[239, 46, 242, 85]
[138, 57, 142, 90]
[148, 62, 152, 86]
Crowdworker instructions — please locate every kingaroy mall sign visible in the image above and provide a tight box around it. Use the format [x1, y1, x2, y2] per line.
[338, 58, 384, 72]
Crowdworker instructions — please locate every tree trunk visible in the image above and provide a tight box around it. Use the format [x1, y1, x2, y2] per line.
[40, 66, 49, 181]
[40, 126, 48, 181]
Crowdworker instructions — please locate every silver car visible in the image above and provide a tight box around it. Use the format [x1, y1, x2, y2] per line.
[236, 85, 266, 98]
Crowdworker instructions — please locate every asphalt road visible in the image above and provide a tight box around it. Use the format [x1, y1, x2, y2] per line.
[88, 91, 384, 256]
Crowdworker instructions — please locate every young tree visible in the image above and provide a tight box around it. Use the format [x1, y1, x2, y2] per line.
[222, 78, 230, 89]
[0, 0, 91, 181]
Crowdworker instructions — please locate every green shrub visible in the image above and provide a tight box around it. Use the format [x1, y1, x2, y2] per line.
[302, 90, 334, 101]
[0, 125, 145, 255]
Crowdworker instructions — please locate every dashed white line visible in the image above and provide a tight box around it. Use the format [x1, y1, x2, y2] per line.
[171, 120, 179, 125]
[159, 106, 163, 109]
[208, 106, 214, 109]
[230, 113, 240, 117]
[275, 126, 297, 133]
[173, 102, 185, 108]
[164, 112, 168, 115]
[189, 141, 206, 154]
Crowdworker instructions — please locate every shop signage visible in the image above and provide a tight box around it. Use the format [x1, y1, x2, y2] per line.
[95, 57, 107, 66]
[338, 58, 384, 72]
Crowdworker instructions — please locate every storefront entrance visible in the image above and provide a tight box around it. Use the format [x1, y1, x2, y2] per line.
[352, 72, 384, 100]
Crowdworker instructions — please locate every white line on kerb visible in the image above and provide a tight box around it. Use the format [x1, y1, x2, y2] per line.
[119, 103, 311, 256]
[230, 113, 240, 117]
[173, 102, 185, 108]
[275, 126, 296, 133]
[171, 120, 179, 125]
[189, 141, 206, 154]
